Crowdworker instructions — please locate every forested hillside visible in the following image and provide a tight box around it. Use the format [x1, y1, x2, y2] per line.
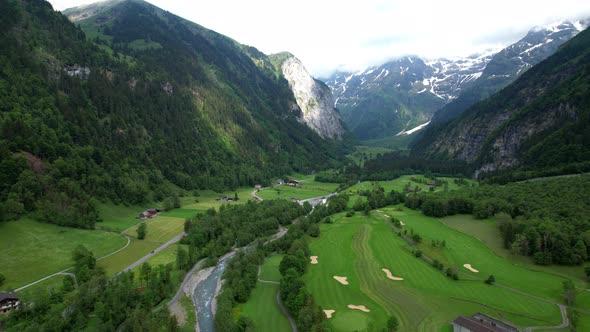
[0, 0, 345, 227]
[412, 26, 590, 179]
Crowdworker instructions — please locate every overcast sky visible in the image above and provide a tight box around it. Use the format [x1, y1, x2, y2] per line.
[49, 0, 590, 77]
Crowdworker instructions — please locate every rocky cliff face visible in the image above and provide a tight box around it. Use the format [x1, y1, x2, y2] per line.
[278, 55, 345, 140]
[414, 27, 590, 177]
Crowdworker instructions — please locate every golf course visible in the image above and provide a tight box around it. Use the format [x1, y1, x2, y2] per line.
[303, 208, 590, 331]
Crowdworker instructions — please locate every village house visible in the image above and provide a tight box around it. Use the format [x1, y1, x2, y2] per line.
[0, 293, 20, 314]
[254, 184, 262, 190]
[137, 208, 160, 219]
[452, 313, 517, 332]
[287, 179, 302, 188]
[276, 179, 285, 185]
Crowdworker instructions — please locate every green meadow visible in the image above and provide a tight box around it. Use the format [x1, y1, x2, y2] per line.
[97, 238, 159, 276]
[0, 218, 126, 290]
[238, 254, 290, 332]
[256, 181, 338, 201]
[303, 211, 583, 331]
[345, 175, 476, 194]
[124, 215, 186, 243]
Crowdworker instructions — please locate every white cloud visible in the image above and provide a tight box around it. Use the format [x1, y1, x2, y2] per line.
[49, 0, 590, 77]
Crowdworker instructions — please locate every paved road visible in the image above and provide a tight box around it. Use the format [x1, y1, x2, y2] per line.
[118, 232, 186, 275]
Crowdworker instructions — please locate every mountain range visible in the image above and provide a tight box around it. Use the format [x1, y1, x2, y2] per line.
[325, 20, 588, 141]
[0, 0, 347, 225]
[412, 25, 590, 179]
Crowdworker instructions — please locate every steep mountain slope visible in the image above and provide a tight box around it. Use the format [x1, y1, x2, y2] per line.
[269, 53, 345, 140]
[431, 20, 588, 124]
[413, 27, 590, 178]
[0, 0, 343, 226]
[324, 53, 495, 140]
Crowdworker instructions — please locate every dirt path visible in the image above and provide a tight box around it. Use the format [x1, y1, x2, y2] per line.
[15, 234, 131, 292]
[523, 305, 569, 331]
[277, 290, 298, 332]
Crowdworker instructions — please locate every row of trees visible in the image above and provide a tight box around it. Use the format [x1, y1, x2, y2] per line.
[6, 246, 179, 331]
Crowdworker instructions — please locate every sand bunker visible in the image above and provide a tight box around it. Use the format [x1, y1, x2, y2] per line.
[382, 268, 404, 281]
[310, 256, 318, 264]
[323, 310, 335, 318]
[333, 276, 349, 285]
[463, 263, 479, 273]
[399, 221, 406, 226]
[348, 304, 370, 312]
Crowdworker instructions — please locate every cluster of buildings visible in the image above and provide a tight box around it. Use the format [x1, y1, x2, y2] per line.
[0, 293, 19, 315]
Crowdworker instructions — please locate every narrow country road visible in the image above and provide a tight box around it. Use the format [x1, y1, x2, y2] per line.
[523, 305, 569, 331]
[277, 290, 298, 332]
[118, 232, 186, 274]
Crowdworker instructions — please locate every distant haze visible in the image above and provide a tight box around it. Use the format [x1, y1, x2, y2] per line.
[49, 0, 590, 77]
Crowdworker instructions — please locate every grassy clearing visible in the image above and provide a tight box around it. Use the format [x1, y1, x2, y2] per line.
[130, 243, 188, 276]
[0, 219, 126, 290]
[257, 181, 338, 201]
[239, 283, 290, 332]
[97, 203, 155, 232]
[259, 254, 284, 282]
[97, 238, 159, 276]
[160, 208, 205, 219]
[381, 206, 581, 302]
[239, 254, 290, 332]
[16, 274, 65, 301]
[304, 212, 567, 331]
[347, 145, 394, 166]
[124, 216, 186, 243]
[344, 175, 475, 195]
[441, 215, 589, 281]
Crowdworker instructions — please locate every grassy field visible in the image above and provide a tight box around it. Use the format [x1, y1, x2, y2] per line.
[16, 274, 65, 301]
[344, 175, 475, 195]
[97, 238, 159, 276]
[124, 216, 186, 243]
[238, 254, 290, 332]
[303, 211, 579, 331]
[160, 208, 206, 219]
[347, 146, 394, 166]
[97, 203, 157, 232]
[257, 181, 338, 201]
[0, 219, 127, 290]
[259, 254, 284, 282]
[441, 214, 589, 281]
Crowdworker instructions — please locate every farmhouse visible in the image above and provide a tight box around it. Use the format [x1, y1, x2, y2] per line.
[0, 293, 20, 314]
[452, 313, 517, 332]
[287, 179, 302, 187]
[254, 184, 262, 190]
[137, 208, 160, 219]
[276, 179, 285, 185]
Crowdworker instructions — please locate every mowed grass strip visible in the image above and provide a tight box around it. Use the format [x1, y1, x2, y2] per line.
[239, 283, 291, 332]
[124, 215, 185, 243]
[240, 253, 290, 332]
[304, 214, 389, 331]
[380, 206, 574, 302]
[259, 254, 284, 282]
[0, 218, 127, 289]
[97, 238, 159, 276]
[160, 208, 205, 219]
[257, 182, 338, 201]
